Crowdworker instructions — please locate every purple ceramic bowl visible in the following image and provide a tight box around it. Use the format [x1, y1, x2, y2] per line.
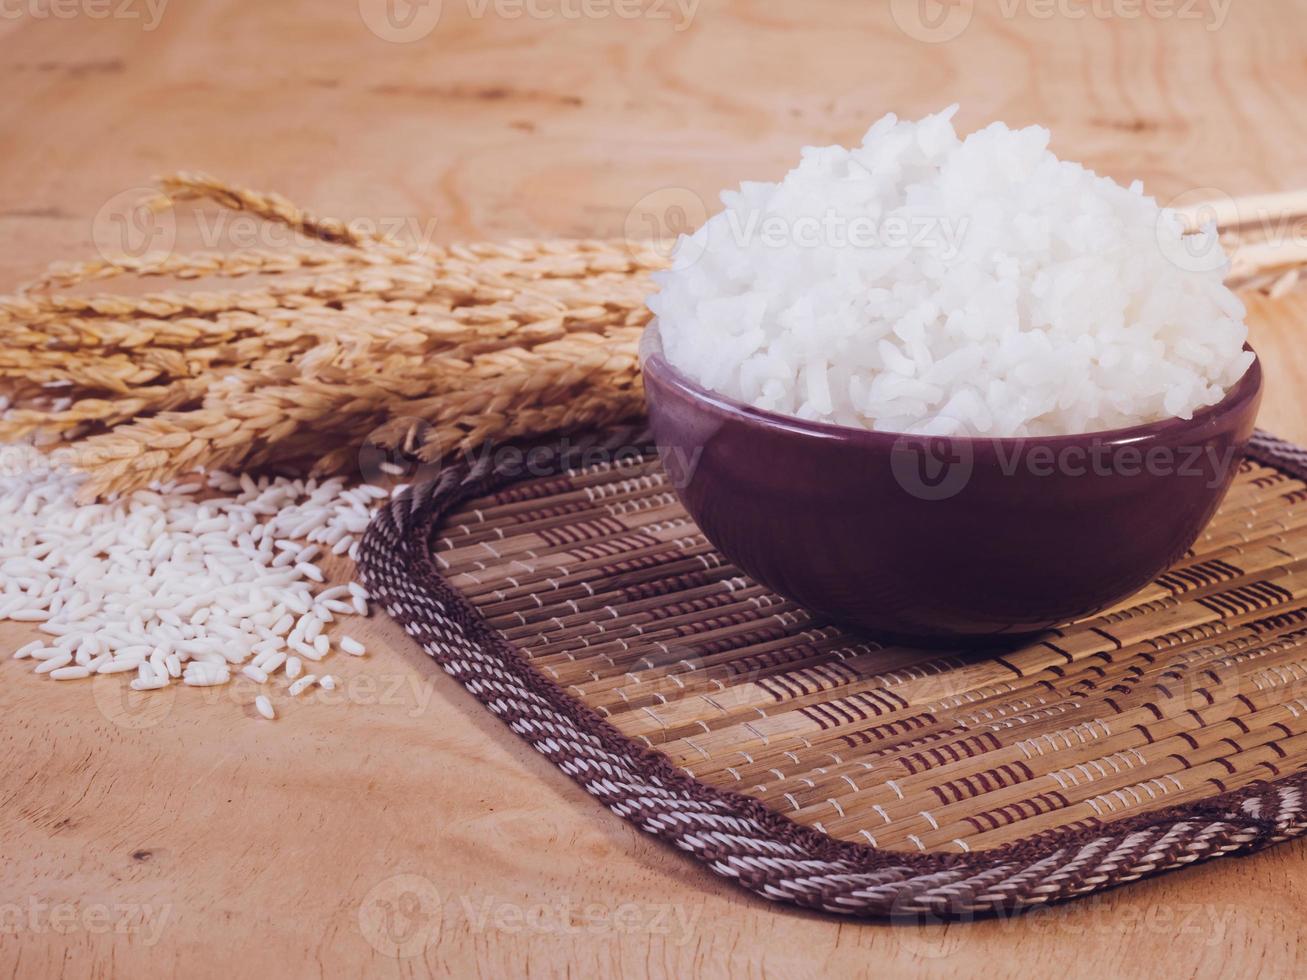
[640, 322, 1263, 641]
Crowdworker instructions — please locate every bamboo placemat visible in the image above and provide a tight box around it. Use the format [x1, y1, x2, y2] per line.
[358, 426, 1307, 918]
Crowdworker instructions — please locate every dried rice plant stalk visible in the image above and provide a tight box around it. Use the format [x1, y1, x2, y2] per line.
[66, 322, 647, 500]
[21, 247, 369, 294]
[0, 378, 215, 439]
[0, 174, 665, 496]
[154, 171, 382, 248]
[3, 175, 1305, 500]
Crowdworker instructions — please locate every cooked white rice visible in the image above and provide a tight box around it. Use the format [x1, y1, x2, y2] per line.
[648, 107, 1254, 437]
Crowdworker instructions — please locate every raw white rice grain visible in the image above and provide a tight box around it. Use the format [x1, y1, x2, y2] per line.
[34, 654, 72, 674]
[13, 641, 43, 660]
[288, 675, 317, 697]
[50, 665, 92, 680]
[255, 651, 288, 674]
[295, 562, 324, 583]
[0, 445, 391, 719]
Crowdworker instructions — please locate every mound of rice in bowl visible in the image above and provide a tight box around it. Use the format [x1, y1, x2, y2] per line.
[648, 107, 1254, 437]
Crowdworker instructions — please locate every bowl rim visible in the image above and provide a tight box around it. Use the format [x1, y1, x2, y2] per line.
[640, 320, 1263, 450]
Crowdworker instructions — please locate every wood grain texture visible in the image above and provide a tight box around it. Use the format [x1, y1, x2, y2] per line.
[2, 1, 1307, 976]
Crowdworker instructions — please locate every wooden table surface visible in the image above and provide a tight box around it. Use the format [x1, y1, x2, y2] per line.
[3, 2, 1307, 977]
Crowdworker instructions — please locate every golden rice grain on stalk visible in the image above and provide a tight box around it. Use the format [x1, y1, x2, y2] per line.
[19, 246, 370, 293]
[153, 172, 380, 248]
[67, 319, 647, 497]
[0, 377, 213, 440]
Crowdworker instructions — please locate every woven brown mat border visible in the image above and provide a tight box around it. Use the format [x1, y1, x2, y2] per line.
[358, 426, 1307, 919]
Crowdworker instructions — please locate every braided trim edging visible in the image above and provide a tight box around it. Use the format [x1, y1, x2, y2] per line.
[357, 427, 1307, 919]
